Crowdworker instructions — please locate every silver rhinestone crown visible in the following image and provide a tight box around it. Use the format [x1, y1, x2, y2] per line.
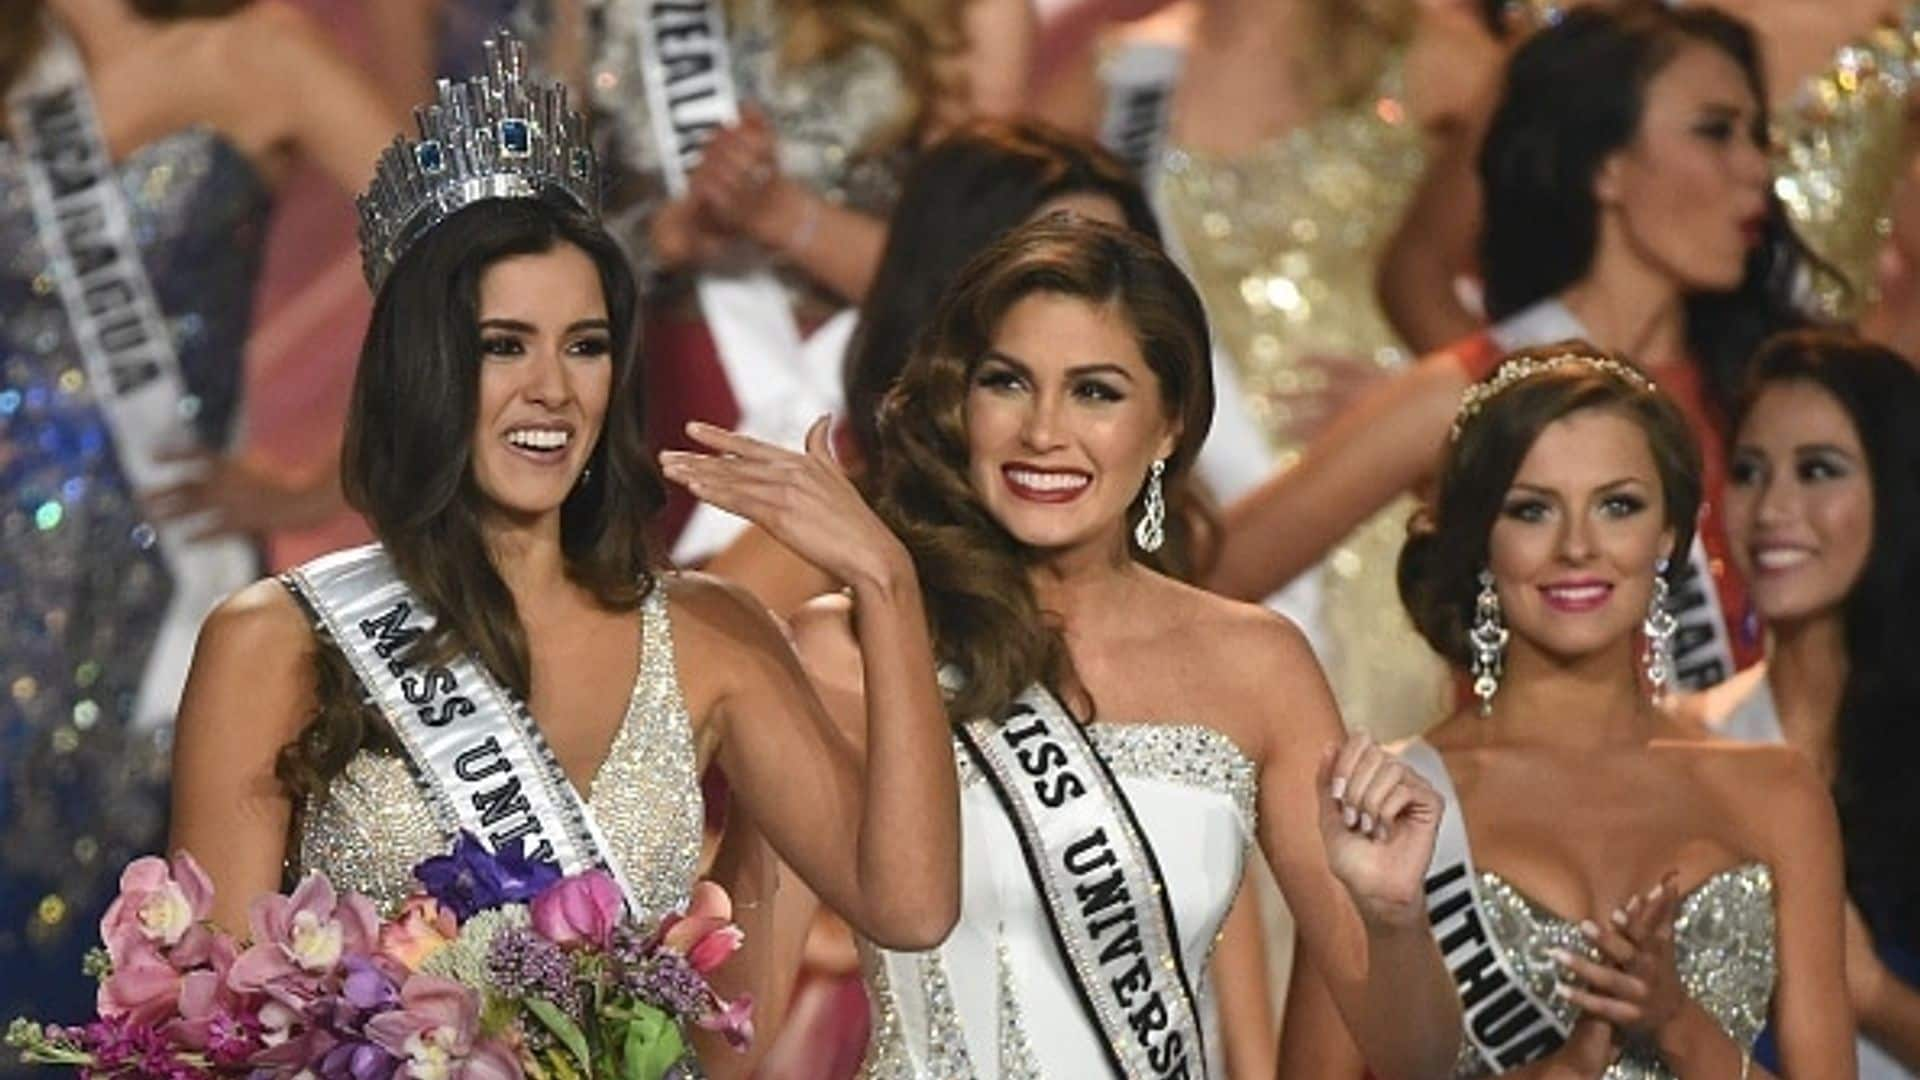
[1450, 350, 1659, 441]
[355, 32, 599, 290]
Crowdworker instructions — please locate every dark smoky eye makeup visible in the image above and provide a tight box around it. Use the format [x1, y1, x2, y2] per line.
[1728, 453, 1766, 485]
[1072, 377, 1125, 402]
[1795, 449, 1852, 481]
[479, 333, 525, 357]
[1500, 496, 1550, 521]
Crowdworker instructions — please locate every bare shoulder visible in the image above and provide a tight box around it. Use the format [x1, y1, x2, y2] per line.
[199, 576, 313, 662]
[176, 577, 316, 746]
[1135, 574, 1335, 756]
[659, 570, 791, 655]
[787, 591, 859, 675]
[1150, 574, 1318, 674]
[1665, 738, 1836, 852]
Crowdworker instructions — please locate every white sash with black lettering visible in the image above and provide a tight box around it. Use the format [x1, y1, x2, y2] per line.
[631, 0, 845, 563]
[1399, 739, 1569, 1070]
[1098, 39, 1182, 186]
[1489, 299, 1735, 690]
[8, 25, 258, 732]
[957, 686, 1206, 1080]
[285, 544, 638, 908]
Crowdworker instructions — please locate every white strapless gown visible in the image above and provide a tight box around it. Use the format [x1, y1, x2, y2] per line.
[859, 724, 1259, 1079]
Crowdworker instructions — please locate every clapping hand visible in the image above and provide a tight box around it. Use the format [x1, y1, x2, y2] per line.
[1317, 733, 1444, 928]
[659, 417, 910, 592]
[1551, 874, 1687, 1043]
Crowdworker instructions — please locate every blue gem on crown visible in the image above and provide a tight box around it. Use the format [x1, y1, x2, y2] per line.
[355, 32, 599, 290]
[414, 140, 445, 174]
[499, 118, 533, 157]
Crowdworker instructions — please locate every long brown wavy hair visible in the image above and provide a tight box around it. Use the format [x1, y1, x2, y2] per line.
[277, 197, 664, 798]
[873, 218, 1215, 722]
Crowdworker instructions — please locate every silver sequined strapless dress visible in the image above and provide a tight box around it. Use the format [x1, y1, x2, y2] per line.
[293, 586, 705, 925]
[0, 122, 268, 1030]
[1450, 864, 1777, 1078]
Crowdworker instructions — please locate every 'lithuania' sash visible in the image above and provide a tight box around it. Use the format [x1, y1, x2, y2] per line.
[1399, 739, 1568, 1069]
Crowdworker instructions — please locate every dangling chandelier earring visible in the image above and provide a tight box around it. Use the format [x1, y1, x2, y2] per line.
[1133, 459, 1167, 553]
[1469, 569, 1509, 716]
[1644, 557, 1678, 700]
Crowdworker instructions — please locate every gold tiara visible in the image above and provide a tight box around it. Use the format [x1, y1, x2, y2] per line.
[1450, 351, 1659, 441]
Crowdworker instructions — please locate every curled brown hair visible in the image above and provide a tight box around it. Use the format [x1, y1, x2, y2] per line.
[1397, 342, 1702, 668]
[277, 198, 664, 798]
[873, 217, 1214, 722]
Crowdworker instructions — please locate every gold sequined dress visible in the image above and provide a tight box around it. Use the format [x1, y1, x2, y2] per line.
[1772, 1, 1920, 319]
[1155, 56, 1449, 742]
[860, 725, 1257, 1078]
[292, 585, 704, 923]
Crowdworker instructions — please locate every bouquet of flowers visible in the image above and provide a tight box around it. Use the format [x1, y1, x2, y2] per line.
[7, 833, 751, 1080]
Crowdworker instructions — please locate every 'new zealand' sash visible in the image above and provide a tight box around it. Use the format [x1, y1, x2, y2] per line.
[286, 544, 638, 907]
[631, 0, 846, 563]
[8, 26, 258, 731]
[1398, 740, 1568, 1068]
[1489, 300, 1737, 690]
[956, 687, 1207, 1079]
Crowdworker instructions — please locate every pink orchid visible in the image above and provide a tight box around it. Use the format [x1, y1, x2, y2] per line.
[164, 935, 246, 1050]
[99, 852, 215, 964]
[230, 873, 380, 993]
[365, 975, 517, 1080]
[96, 940, 183, 1025]
[529, 870, 623, 951]
[380, 895, 460, 971]
[658, 881, 743, 974]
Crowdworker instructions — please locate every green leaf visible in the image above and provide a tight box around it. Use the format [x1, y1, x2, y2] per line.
[524, 998, 591, 1075]
[617, 1005, 686, 1080]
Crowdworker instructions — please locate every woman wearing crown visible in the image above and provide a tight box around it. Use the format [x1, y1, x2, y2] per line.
[166, 37, 961, 1072]
[0, 0, 399, 1031]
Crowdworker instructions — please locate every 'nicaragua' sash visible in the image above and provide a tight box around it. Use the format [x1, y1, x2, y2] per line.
[1489, 300, 1737, 690]
[956, 687, 1206, 1079]
[8, 25, 258, 731]
[1398, 740, 1568, 1068]
[285, 544, 638, 908]
[631, 0, 846, 563]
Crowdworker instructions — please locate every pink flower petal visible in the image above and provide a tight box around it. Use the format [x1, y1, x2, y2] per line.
[685, 924, 744, 975]
[169, 851, 216, 919]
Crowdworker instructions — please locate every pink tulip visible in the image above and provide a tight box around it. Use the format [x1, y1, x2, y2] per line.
[99, 852, 214, 964]
[528, 870, 623, 950]
[659, 881, 743, 974]
[380, 895, 460, 971]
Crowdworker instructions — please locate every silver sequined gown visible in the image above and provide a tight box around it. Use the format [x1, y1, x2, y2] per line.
[0, 124, 268, 1030]
[293, 584, 704, 926]
[861, 725, 1257, 1079]
[1451, 865, 1777, 1078]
